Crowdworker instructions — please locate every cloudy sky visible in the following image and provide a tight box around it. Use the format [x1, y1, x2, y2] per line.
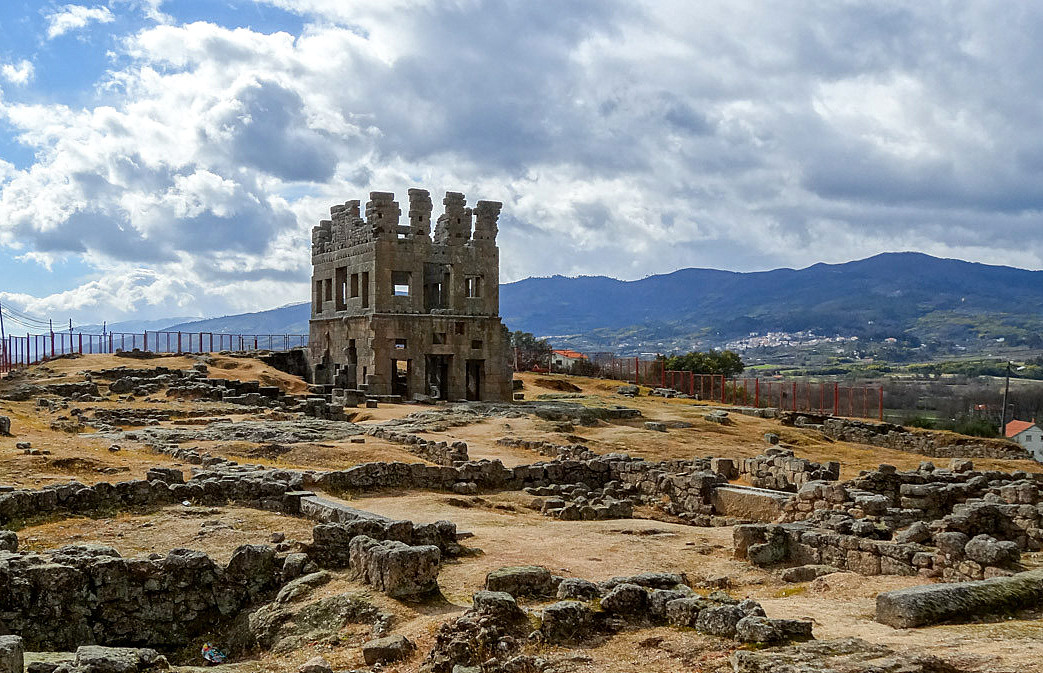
[1, 1, 1042, 325]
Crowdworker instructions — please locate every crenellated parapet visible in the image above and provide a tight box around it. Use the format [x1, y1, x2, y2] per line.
[408, 188, 433, 240]
[434, 192, 472, 245]
[366, 192, 401, 240]
[311, 189, 501, 257]
[473, 200, 501, 244]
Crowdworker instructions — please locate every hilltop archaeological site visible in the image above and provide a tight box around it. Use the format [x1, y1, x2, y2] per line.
[1, 192, 1042, 673]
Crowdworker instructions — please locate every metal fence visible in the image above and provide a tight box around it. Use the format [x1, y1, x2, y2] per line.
[0, 330, 309, 374]
[596, 356, 883, 420]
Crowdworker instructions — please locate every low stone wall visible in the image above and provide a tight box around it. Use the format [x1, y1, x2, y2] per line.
[773, 461, 1043, 580]
[739, 448, 839, 492]
[734, 522, 939, 577]
[366, 427, 469, 465]
[0, 542, 284, 651]
[822, 418, 1029, 460]
[424, 569, 811, 673]
[0, 466, 308, 528]
[348, 536, 441, 597]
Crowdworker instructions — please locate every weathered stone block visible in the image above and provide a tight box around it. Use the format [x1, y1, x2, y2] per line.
[362, 635, 415, 665]
[876, 569, 1043, 628]
[484, 565, 556, 597]
[0, 636, 23, 673]
[348, 536, 440, 598]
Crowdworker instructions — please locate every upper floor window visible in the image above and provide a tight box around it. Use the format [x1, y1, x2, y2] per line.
[465, 276, 482, 298]
[392, 271, 411, 297]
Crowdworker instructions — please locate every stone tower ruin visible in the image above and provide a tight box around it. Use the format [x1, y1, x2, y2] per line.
[309, 189, 512, 402]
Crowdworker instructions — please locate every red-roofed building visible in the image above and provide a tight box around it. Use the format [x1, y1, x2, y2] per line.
[1006, 419, 1042, 461]
[551, 349, 589, 369]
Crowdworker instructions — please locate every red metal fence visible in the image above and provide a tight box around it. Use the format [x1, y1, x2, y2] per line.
[0, 330, 308, 374]
[601, 356, 882, 420]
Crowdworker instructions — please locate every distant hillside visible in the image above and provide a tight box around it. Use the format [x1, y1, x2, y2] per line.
[498, 252, 1043, 351]
[159, 253, 1043, 353]
[162, 304, 310, 335]
[77, 317, 196, 335]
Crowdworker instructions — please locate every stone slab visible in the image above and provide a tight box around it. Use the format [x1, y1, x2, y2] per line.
[876, 568, 1043, 628]
[711, 485, 790, 522]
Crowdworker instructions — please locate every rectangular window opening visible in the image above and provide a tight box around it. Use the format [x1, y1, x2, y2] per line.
[455, 322, 465, 335]
[432, 332, 447, 345]
[471, 339, 483, 350]
[395, 338, 408, 350]
[465, 276, 482, 298]
[361, 272, 370, 308]
[392, 270, 411, 297]
[350, 273, 359, 298]
[335, 267, 347, 311]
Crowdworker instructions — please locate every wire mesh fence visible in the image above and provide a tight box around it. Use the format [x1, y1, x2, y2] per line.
[0, 330, 309, 373]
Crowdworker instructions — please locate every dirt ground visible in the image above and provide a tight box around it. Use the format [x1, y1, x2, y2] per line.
[16, 505, 316, 564]
[4, 358, 1043, 672]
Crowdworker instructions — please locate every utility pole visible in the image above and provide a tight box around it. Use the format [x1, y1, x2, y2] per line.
[0, 299, 7, 370]
[1000, 360, 1011, 435]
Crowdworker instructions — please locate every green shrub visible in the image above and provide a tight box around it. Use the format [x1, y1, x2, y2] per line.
[940, 415, 999, 438]
[902, 414, 936, 430]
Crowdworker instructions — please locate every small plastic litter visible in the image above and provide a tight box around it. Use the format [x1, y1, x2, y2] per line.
[202, 642, 228, 665]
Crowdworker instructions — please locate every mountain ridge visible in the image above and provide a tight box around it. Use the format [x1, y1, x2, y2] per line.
[158, 252, 1043, 353]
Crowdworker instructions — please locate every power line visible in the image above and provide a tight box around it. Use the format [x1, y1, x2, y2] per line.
[0, 305, 53, 327]
[0, 305, 82, 331]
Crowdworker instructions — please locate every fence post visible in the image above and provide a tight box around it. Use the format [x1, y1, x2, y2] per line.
[634, 356, 639, 385]
[833, 383, 839, 416]
[879, 387, 884, 421]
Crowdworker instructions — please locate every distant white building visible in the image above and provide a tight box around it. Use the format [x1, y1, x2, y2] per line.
[1006, 419, 1043, 462]
[551, 349, 588, 369]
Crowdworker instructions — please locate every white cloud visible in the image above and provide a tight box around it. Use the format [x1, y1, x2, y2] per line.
[2, 1, 1043, 323]
[1, 60, 35, 85]
[45, 4, 116, 40]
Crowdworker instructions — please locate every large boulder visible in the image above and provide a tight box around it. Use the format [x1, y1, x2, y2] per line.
[556, 577, 600, 601]
[298, 656, 332, 673]
[61, 646, 166, 673]
[472, 591, 526, 623]
[540, 601, 597, 644]
[695, 605, 746, 637]
[484, 565, 557, 597]
[731, 637, 962, 673]
[598, 583, 649, 618]
[0, 416, 10, 436]
[964, 535, 1019, 567]
[665, 597, 711, 627]
[0, 530, 16, 553]
[780, 565, 840, 583]
[735, 615, 814, 643]
[225, 544, 278, 596]
[361, 635, 415, 665]
[349, 536, 440, 598]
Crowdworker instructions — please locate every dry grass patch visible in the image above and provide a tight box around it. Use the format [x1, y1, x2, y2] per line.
[16, 505, 316, 563]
